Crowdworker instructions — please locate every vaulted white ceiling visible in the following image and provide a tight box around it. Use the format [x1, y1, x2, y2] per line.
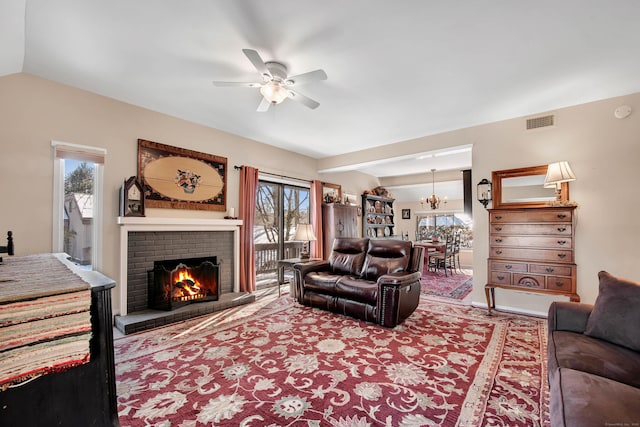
[3, 1, 640, 199]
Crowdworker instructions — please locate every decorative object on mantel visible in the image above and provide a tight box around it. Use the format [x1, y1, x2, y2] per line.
[421, 169, 441, 209]
[119, 176, 145, 217]
[477, 178, 492, 208]
[293, 223, 317, 259]
[544, 161, 577, 205]
[138, 139, 227, 211]
[224, 207, 237, 219]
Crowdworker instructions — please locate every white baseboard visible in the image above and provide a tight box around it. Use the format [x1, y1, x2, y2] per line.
[470, 300, 548, 318]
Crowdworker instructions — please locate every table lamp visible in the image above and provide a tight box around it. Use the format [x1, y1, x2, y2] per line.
[293, 224, 317, 259]
[544, 161, 576, 201]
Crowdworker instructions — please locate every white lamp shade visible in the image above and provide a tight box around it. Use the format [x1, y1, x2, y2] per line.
[260, 82, 290, 104]
[293, 224, 317, 241]
[544, 161, 576, 188]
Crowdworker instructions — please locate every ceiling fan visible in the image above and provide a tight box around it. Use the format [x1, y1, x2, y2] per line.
[212, 49, 327, 112]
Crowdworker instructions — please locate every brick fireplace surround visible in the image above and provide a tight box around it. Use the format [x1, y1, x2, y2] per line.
[114, 217, 254, 334]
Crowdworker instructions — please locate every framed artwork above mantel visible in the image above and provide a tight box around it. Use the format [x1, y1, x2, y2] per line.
[137, 139, 227, 211]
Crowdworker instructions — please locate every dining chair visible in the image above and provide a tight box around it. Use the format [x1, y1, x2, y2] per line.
[428, 234, 455, 277]
[452, 231, 462, 273]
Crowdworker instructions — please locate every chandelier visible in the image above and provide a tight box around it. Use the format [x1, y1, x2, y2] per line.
[423, 168, 440, 210]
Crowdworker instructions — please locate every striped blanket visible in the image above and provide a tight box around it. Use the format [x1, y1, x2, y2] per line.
[0, 254, 92, 389]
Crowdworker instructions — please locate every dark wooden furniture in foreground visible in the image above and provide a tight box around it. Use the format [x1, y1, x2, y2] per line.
[0, 231, 13, 263]
[0, 254, 118, 426]
[485, 206, 579, 315]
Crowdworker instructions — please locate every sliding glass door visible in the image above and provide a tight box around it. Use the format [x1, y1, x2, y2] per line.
[254, 180, 310, 287]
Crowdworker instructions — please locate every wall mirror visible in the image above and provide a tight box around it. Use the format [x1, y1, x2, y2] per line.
[492, 165, 569, 209]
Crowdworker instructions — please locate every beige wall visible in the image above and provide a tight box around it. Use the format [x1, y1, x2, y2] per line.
[0, 73, 327, 314]
[327, 93, 640, 315]
[2, 72, 639, 317]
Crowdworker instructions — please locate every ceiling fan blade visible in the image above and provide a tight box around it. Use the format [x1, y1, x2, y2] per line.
[212, 81, 261, 87]
[257, 97, 271, 112]
[242, 49, 271, 79]
[286, 69, 327, 86]
[288, 89, 320, 109]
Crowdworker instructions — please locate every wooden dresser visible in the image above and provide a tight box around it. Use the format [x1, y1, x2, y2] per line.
[322, 203, 359, 257]
[485, 206, 580, 314]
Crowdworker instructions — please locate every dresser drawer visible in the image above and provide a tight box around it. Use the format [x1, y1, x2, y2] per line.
[490, 247, 573, 263]
[546, 276, 573, 292]
[512, 273, 545, 289]
[489, 223, 572, 235]
[529, 264, 573, 276]
[490, 271, 512, 285]
[491, 209, 573, 223]
[490, 260, 528, 272]
[490, 235, 572, 249]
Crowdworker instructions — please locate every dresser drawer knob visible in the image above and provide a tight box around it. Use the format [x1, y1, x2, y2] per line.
[557, 226, 567, 232]
[554, 281, 563, 287]
[557, 240, 567, 245]
[557, 214, 567, 219]
[557, 253, 566, 259]
[495, 238, 503, 243]
[495, 226, 503, 231]
[546, 267, 554, 273]
[505, 265, 513, 270]
[495, 215, 503, 220]
[497, 275, 505, 280]
[496, 250, 503, 255]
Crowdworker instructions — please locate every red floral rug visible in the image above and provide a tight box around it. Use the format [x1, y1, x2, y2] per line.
[115, 295, 549, 426]
[421, 267, 473, 300]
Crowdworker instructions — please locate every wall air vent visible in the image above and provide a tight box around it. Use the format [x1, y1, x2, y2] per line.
[526, 115, 554, 130]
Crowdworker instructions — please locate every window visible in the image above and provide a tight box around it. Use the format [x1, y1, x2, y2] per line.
[416, 212, 473, 248]
[52, 141, 105, 271]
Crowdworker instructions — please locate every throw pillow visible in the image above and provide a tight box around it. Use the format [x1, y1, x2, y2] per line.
[584, 271, 640, 351]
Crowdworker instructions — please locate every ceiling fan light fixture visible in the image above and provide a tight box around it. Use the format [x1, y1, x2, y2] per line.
[260, 81, 289, 104]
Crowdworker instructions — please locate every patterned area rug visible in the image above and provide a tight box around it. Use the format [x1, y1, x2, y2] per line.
[421, 267, 473, 300]
[115, 295, 549, 426]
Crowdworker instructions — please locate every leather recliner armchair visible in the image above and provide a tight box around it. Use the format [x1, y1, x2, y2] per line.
[293, 237, 424, 327]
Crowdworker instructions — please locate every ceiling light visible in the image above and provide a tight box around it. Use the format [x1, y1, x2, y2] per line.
[421, 168, 441, 210]
[260, 81, 290, 104]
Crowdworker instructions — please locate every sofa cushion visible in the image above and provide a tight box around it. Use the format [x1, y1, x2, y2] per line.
[335, 276, 378, 305]
[550, 368, 640, 427]
[328, 238, 368, 276]
[584, 271, 640, 351]
[360, 240, 411, 281]
[302, 271, 343, 295]
[548, 330, 640, 389]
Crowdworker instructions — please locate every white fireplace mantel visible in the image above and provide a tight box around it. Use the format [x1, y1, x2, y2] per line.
[117, 217, 243, 316]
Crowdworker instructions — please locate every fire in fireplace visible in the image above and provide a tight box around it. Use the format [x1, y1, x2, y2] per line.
[148, 256, 219, 311]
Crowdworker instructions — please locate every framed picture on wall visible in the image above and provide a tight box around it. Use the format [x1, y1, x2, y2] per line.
[322, 182, 342, 203]
[138, 139, 227, 211]
[402, 209, 411, 219]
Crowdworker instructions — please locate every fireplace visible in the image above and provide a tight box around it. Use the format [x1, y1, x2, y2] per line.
[148, 256, 219, 311]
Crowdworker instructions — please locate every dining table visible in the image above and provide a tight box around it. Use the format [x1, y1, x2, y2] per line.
[414, 240, 446, 252]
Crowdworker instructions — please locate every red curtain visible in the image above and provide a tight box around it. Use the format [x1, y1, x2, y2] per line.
[239, 166, 258, 293]
[310, 180, 324, 259]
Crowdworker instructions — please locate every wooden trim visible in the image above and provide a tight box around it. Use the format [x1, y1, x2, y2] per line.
[492, 165, 569, 209]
